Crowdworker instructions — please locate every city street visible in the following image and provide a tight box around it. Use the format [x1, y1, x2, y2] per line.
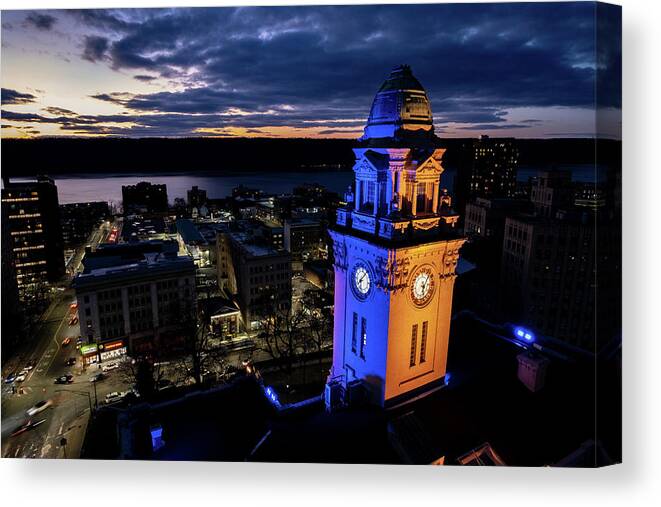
[1, 221, 124, 459]
[0, 289, 137, 458]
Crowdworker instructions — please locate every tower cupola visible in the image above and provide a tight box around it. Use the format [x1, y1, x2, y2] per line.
[361, 65, 435, 142]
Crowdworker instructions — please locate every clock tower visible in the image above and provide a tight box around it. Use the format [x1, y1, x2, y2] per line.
[327, 65, 466, 408]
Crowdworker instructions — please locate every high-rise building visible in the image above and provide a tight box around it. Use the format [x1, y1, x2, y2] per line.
[454, 135, 519, 219]
[1, 175, 65, 298]
[326, 65, 465, 408]
[530, 170, 574, 217]
[1, 209, 23, 355]
[187, 185, 208, 208]
[121, 181, 168, 215]
[501, 207, 620, 351]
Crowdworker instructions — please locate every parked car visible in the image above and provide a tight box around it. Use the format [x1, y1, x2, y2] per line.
[23, 362, 35, 371]
[26, 400, 52, 416]
[65, 357, 76, 366]
[90, 372, 106, 383]
[14, 372, 27, 383]
[104, 391, 122, 404]
[4, 372, 17, 384]
[61, 337, 72, 346]
[101, 362, 119, 372]
[68, 316, 78, 326]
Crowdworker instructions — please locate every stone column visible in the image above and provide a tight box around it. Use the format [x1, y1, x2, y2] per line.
[432, 182, 439, 213]
[386, 173, 394, 214]
[411, 180, 418, 216]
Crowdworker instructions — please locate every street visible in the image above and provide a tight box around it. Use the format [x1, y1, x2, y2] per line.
[1, 221, 121, 459]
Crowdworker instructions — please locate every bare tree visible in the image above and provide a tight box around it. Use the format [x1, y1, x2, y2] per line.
[255, 289, 307, 376]
[117, 353, 166, 400]
[174, 309, 227, 387]
[299, 288, 333, 382]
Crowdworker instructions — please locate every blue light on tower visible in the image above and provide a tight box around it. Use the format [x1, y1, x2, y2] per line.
[514, 326, 535, 343]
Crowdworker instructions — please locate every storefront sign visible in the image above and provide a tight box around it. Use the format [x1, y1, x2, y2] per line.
[80, 344, 98, 355]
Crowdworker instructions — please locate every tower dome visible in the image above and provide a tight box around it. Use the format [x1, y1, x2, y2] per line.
[361, 64, 435, 142]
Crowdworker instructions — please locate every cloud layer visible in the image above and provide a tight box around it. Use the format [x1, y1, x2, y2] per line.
[1, 4, 621, 138]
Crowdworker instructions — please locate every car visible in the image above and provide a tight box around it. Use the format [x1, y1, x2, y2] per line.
[104, 391, 122, 404]
[68, 316, 78, 326]
[65, 357, 76, 366]
[4, 372, 17, 384]
[101, 362, 119, 372]
[23, 362, 35, 371]
[70, 302, 78, 311]
[14, 372, 27, 383]
[90, 372, 106, 383]
[54, 374, 74, 384]
[61, 337, 72, 346]
[26, 400, 53, 417]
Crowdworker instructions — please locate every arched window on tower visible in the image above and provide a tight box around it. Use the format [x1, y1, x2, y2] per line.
[416, 182, 431, 214]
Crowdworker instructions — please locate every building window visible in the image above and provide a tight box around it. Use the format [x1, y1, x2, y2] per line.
[360, 317, 367, 359]
[410, 324, 418, 367]
[420, 321, 428, 363]
[351, 312, 358, 354]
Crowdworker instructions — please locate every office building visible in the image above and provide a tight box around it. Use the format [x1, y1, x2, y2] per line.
[454, 135, 519, 219]
[122, 181, 168, 215]
[501, 210, 620, 351]
[1, 175, 65, 298]
[284, 218, 322, 260]
[217, 231, 291, 330]
[73, 240, 196, 355]
[187, 185, 207, 208]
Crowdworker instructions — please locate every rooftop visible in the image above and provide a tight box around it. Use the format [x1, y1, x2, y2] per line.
[74, 240, 194, 288]
[87, 313, 620, 465]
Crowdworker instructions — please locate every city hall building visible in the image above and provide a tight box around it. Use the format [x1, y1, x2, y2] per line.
[326, 65, 466, 408]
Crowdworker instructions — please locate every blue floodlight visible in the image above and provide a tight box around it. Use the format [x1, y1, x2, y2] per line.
[264, 385, 281, 408]
[514, 326, 535, 343]
[151, 425, 165, 452]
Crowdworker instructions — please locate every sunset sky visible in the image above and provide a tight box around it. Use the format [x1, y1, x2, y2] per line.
[0, 3, 621, 139]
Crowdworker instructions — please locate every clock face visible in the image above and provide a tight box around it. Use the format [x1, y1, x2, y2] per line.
[411, 267, 434, 306]
[352, 262, 371, 299]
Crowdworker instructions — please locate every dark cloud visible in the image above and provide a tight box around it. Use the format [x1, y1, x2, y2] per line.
[10, 4, 621, 137]
[82, 36, 109, 63]
[42, 106, 78, 116]
[2, 88, 38, 105]
[24, 13, 57, 31]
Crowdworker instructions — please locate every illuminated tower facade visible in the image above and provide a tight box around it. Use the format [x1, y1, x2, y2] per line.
[327, 65, 465, 408]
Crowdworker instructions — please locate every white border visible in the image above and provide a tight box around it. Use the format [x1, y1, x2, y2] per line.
[2, 1, 660, 506]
